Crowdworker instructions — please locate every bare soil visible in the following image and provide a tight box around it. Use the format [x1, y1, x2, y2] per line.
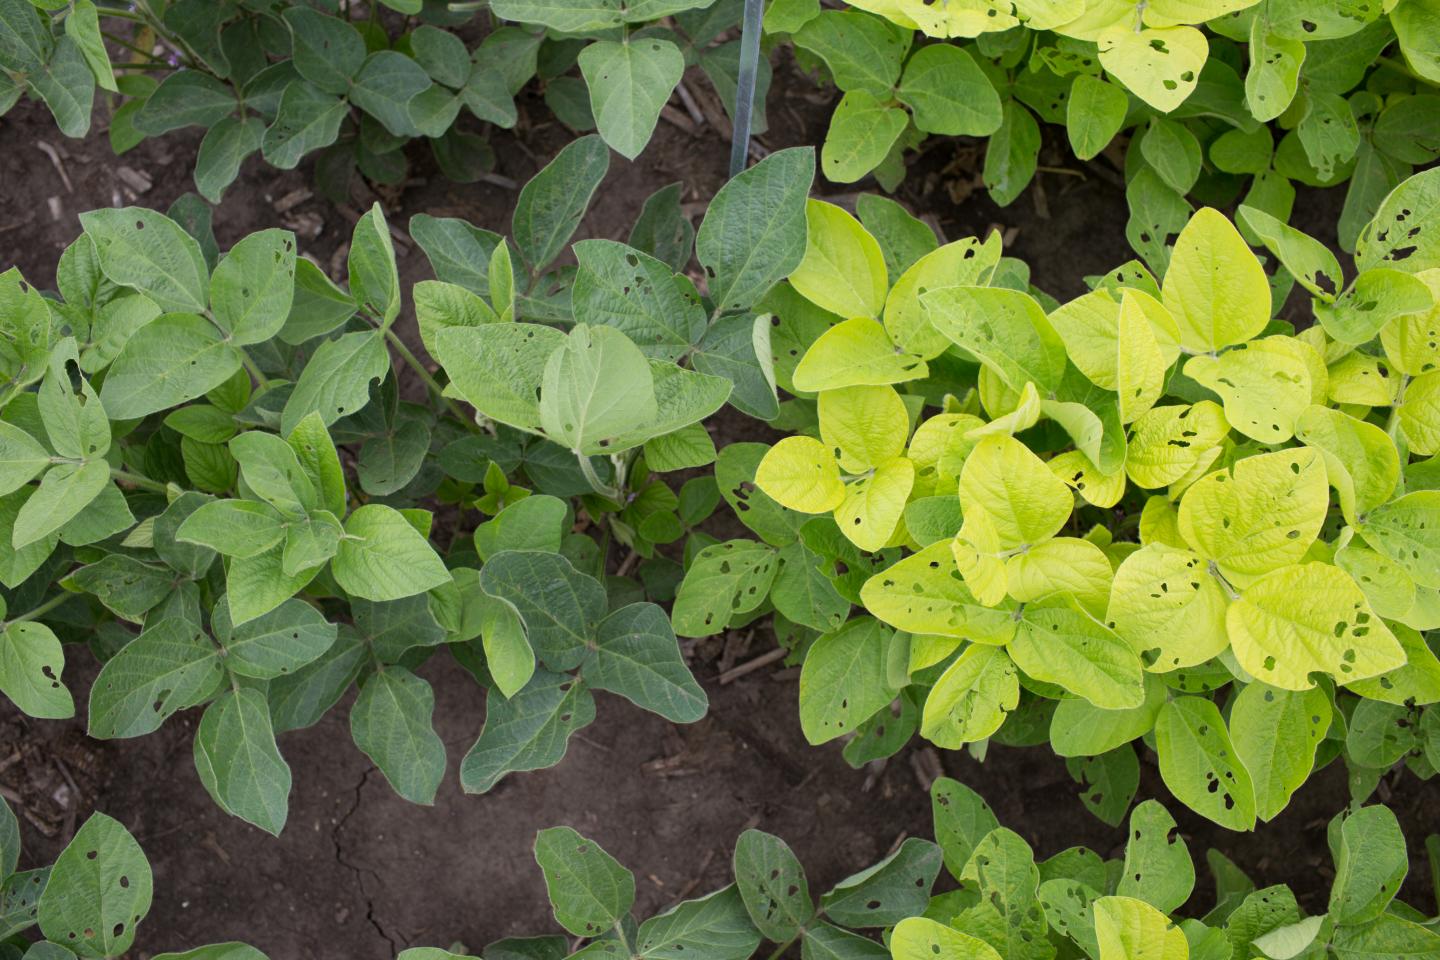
[1, 59, 1436, 960]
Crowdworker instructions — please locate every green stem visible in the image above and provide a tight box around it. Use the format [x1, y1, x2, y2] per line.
[577, 452, 621, 501]
[381, 327, 476, 429]
[102, 31, 163, 61]
[240, 350, 270, 389]
[92, 5, 147, 23]
[763, 935, 798, 960]
[7, 592, 73, 626]
[111, 468, 168, 494]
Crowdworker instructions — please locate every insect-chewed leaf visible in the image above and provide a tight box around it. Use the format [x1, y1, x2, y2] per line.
[1226, 562, 1403, 689]
[1177, 448, 1328, 585]
[635, 885, 761, 960]
[793, 318, 927, 392]
[1356, 166, 1440, 275]
[37, 813, 153, 958]
[862, 541, 1015, 642]
[930, 777, 999, 880]
[732, 829, 811, 942]
[921, 645, 1018, 748]
[0, 621, 74, 720]
[798, 617, 900, 744]
[1010, 602, 1144, 710]
[513, 135, 610, 273]
[280, 329, 389, 434]
[1294, 405, 1398, 522]
[754, 437, 844, 514]
[1230, 682, 1330, 823]
[1107, 544, 1229, 671]
[1116, 801, 1194, 914]
[581, 602, 707, 723]
[1154, 696, 1256, 831]
[79, 207, 208, 313]
[571, 239, 705, 361]
[209, 229, 297, 345]
[1237, 204, 1341, 299]
[461, 671, 595, 794]
[212, 597, 336, 680]
[891, 917, 1001, 960]
[87, 618, 223, 739]
[534, 826, 635, 938]
[578, 38, 683, 161]
[1184, 338, 1314, 444]
[883, 235, 1000, 359]
[1125, 400, 1229, 491]
[672, 540, 778, 638]
[820, 838, 941, 927]
[1096, 24, 1206, 113]
[539, 324, 658, 455]
[923, 286, 1066, 393]
[1356, 490, 1440, 589]
[99, 314, 242, 420]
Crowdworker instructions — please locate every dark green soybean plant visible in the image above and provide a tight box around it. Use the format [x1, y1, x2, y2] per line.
[0, 141, 786, 834]
[0, 0, 770, 202]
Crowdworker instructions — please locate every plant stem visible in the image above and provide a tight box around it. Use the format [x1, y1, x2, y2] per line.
[93, 5, 147, 23]
[102, 31, 162, 61]
[110, 468, 168, 494]
[763, 935, 798, 960]
[7, 592, 74, 626]
[381, 327, 476, 429]
[729, 0, 765, 178]
[240, 350, 270, 389]
[576, 452, 621, 501]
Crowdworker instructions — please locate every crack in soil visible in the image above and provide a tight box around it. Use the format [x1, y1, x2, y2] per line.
[332, 764, 400, 955]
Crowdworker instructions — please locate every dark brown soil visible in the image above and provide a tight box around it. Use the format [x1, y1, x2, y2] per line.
[1, 58, 1437, 960]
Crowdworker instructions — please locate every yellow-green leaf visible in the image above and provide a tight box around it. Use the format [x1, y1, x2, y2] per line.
[837, 456, 915, 551]
[884, 235, 1002, 358]
[921, 644, 1019, 747]
[788, 199, 888, 319]
[1399, 370, 1440, 455]
[1125, 402, 1229, 489]
[1093, 896, 1190, 960]
[792, 318, 929, 392]
[1161, 207, 1271, 352]
[923, 286, 1067, 393]
[1183, 337, 1312, 443]
[958, 434, 1073, 549]
[1097, 24, 1207, 113]
[1005, 536, 1112, 616]
[1295, 405, 1398, 522]
[1107, 543, 1230, 672]
[755, 436, 845, 513]
[1010, 601, 1145, 710]
[819, 384, 910, 472]
[1226, 562, 1405, 689]
[1177, 448, 1328, 585]
[861, 541, 1018, 643]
